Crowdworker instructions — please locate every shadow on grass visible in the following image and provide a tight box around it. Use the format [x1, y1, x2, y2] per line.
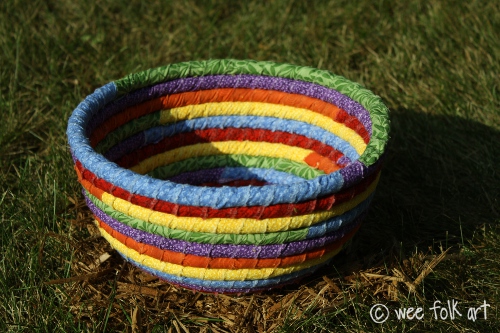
[350, 109, 499, 266]
[274, 110, 500, 332]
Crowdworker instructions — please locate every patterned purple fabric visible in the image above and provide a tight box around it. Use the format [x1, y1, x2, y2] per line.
[340, 156, 384, 188]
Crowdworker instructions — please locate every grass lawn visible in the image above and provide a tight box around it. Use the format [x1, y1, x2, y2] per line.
[1, 0, 499, 332]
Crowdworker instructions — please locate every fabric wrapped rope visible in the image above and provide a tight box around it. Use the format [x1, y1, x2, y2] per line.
[67, 59, 389, 293]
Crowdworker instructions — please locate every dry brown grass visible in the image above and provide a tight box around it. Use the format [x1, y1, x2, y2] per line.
[42, 198, 462, 333]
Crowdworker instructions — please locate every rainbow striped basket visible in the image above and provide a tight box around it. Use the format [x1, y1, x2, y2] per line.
[67, 60, 390, 294]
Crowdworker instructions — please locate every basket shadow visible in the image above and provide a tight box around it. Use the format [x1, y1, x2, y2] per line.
[343, 109, 499, 268]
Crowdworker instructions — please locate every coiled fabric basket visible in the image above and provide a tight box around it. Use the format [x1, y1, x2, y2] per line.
[67, 59, 390, 294]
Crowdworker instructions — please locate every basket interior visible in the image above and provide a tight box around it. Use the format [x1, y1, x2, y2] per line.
[85, 75, 372, 189]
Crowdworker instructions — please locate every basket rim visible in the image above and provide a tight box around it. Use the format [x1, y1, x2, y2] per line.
[67, 59, 389, 209]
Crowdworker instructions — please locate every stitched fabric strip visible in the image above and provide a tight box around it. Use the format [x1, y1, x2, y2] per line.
[75, 160, 380, 219]
[80, 174, 379, 234]
[95, 215, 358, 269]
[84, 191, 371, 245]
